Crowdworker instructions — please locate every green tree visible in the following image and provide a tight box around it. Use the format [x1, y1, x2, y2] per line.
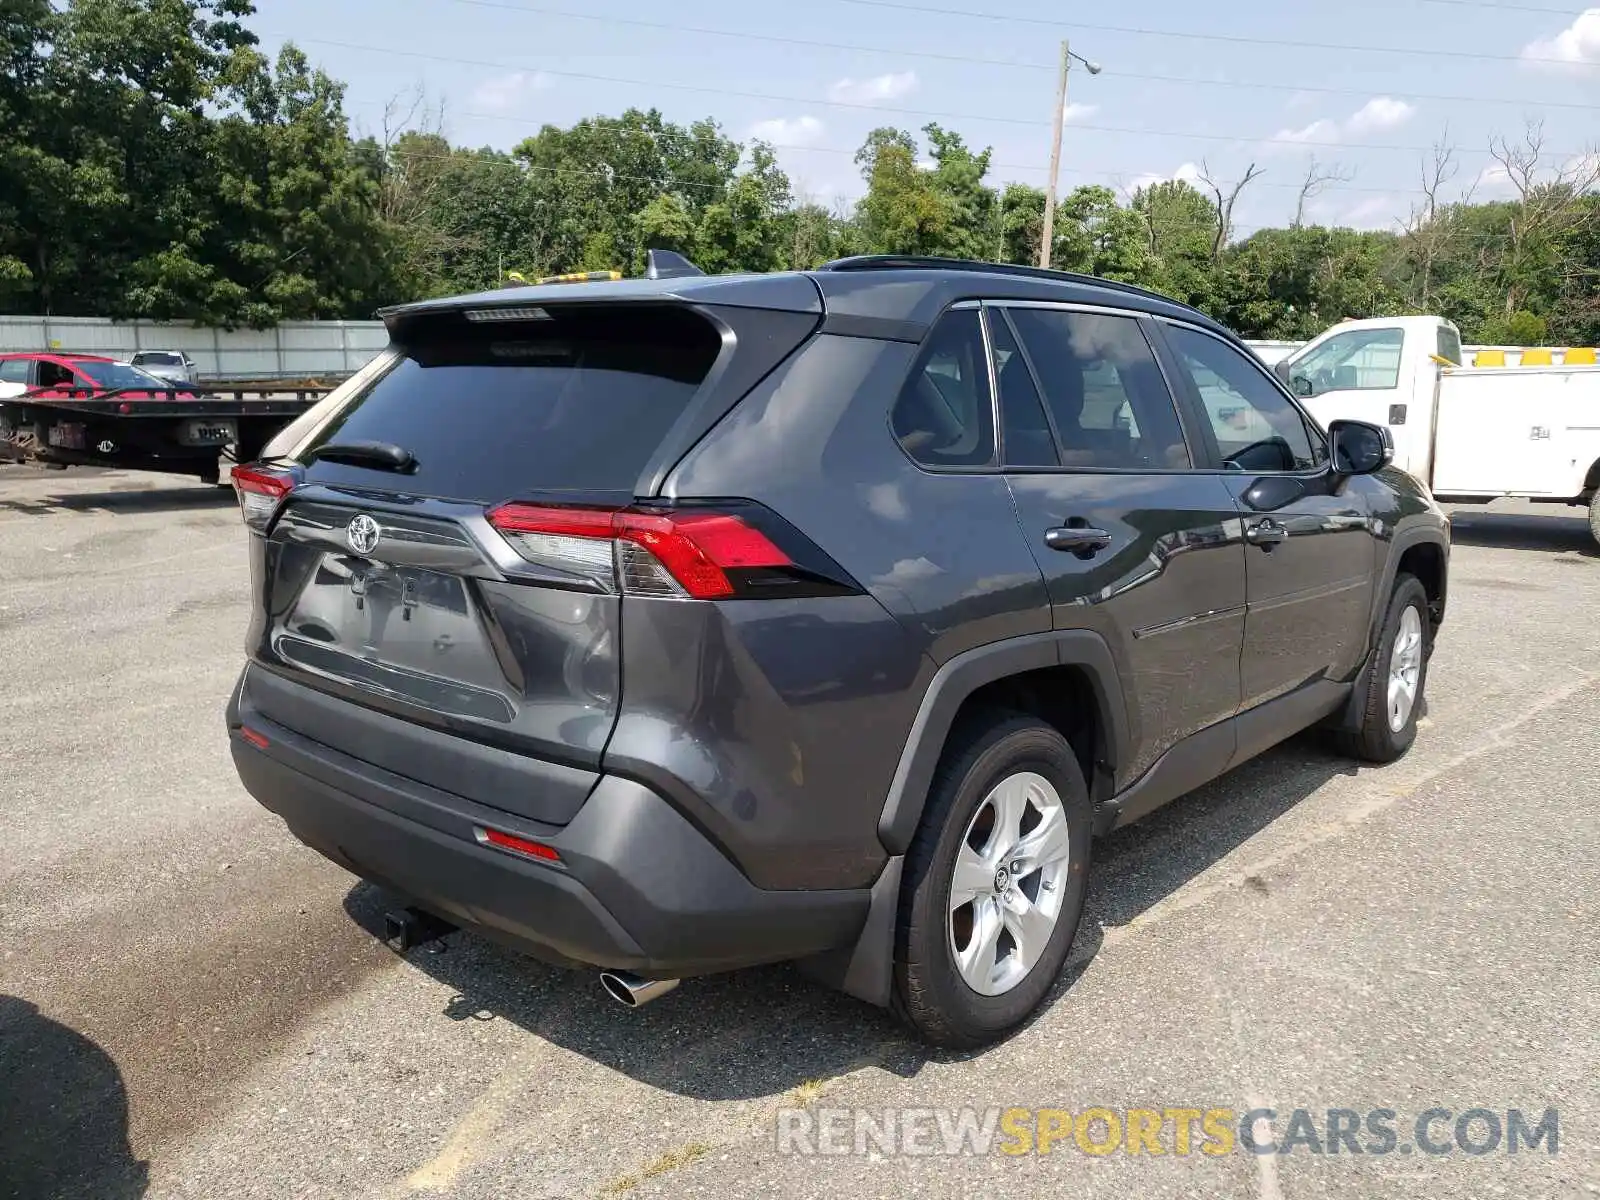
[852, 126, 952, 256]
[1129, 180, 1217, 308]
[695, 142, 792, 274]
[920, 123, 994, 260]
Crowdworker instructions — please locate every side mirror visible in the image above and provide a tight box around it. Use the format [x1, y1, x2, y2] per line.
[1293, 375, 1314, 398]
[1329, 419, 1393, 477]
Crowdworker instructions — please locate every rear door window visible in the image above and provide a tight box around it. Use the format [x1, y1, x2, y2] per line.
[298, 305, 722, 502]
[35, 361, 75, 388]
[1005, 308, 1191, 470]
[991, 312, 1059, 468]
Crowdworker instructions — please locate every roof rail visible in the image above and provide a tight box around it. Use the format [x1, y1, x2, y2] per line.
[813, 255, 1177, 305]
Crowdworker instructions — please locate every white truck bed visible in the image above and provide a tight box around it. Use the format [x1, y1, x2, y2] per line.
[1429, 366, 1600, 499]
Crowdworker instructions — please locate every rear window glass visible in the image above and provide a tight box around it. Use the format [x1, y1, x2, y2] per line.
[299, 305, 721, 501]
[72, 360, 166, 389]
[1436, 326, 1462, 366]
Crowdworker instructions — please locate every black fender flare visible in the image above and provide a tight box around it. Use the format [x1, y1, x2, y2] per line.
[876, 629, 1129, 855]
[1369, 521, 1450, 642]
[1337, 521, 1449, 731]
[805, 629, 1129, 1008]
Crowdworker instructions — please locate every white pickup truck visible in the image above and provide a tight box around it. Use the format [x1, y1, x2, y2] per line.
[1272, 315, 1600, 546]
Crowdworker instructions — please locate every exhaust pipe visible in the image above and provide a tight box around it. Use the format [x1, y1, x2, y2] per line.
[599, 971, 680, 1008]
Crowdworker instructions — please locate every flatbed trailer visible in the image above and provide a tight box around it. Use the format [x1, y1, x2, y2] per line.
[0, 385, 332, 481]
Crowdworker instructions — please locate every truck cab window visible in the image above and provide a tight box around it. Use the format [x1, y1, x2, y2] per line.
[1288, 328, 1404, 395]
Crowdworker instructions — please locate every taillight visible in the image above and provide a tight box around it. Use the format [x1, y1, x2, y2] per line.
[485, 502, 854, 600]
[232, 463, 295, 530]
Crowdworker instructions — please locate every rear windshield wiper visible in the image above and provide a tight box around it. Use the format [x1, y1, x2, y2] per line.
[309, 440, 419, 473]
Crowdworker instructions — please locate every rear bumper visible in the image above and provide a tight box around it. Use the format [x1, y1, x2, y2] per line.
[227, 673, 870, 977]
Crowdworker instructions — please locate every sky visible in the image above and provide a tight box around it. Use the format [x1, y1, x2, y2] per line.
[254, 0, 1600, 235]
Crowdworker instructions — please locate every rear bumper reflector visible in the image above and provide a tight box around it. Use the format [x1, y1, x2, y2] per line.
[475, 825, 562, 863]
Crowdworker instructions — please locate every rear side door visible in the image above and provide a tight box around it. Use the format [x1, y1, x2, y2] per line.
[990, 302, 1247, 785]
[1156, 320, 1375, 711]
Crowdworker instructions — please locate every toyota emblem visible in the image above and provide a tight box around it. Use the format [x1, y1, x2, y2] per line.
[346, 514, 382, 556]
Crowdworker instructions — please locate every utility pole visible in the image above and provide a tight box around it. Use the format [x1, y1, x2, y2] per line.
[1039, 41, 1070, 270]
[1039, 40, 1101, 270]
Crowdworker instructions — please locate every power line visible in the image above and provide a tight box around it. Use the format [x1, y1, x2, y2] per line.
[1417, 0, 1587, 13]
[442, 0, 1600, 113]
[376, 122, 1558, 228]
[288, 35, 1593, 159]
[817, 0, 1600, 69]
[382, 147, 1557, 247]
[347, 97, 1442, 199]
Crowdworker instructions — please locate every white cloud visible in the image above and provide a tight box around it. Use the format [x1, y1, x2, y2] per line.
[749, 116, 825, 146]
[1340, 195, 1402, 230]
[827, 71, 918, 104]
[1062, 102, 1100, 123]
[1123, 161, 1201, 197]
[1522, 8, 1600, 66]
[1474, 162, 1515, 195]
[1273, 118, 1340, 147]
[1475, 151, 1600, 198]
[1345, 97, 1417, 135]
[469, 71, 553, 113]
[1566, 150, 1600, 181]
[1267, 96, 1415, 150]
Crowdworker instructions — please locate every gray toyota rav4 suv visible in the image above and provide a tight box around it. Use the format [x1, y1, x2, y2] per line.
[227, 255, 1449, 1047]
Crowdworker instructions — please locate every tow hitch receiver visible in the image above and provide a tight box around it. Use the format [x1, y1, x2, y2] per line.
[383, 906, 457, 953]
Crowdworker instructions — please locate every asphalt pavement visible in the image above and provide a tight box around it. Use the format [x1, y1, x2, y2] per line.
[2, 466, 1597, 1199]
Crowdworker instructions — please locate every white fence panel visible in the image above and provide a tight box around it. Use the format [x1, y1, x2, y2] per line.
[0, 314, 390, 379]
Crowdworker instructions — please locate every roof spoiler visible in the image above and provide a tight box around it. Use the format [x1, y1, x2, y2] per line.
[646, 249, 705, 281]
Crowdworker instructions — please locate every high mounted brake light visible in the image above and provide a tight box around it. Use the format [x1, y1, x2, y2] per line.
[485, 502, 851, 601]
[232, 463, 296, 530]
[463, 306, 553, 322]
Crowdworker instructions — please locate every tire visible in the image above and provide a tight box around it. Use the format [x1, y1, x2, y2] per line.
[1588, 491, 1600, 550]
[1337, 573, 1431, 764]
[893, 712, 1093, 1048]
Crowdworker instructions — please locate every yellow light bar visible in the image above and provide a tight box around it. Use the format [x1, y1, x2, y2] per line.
[534, 270, 623, 284]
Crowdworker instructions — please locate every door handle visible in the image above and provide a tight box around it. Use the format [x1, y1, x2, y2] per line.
[1045, 525, 1113, 558]
[1245, 519, 1287, 550]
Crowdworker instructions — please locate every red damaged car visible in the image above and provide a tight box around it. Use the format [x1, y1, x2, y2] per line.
[0, 352, 323, 480]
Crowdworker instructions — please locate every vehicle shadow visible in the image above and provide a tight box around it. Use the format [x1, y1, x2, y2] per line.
[0, 995, 147, 1200]
[341, 732, 1354, 1099]
[1443, 508, 1597, 556]
[0, 480, 232, 517]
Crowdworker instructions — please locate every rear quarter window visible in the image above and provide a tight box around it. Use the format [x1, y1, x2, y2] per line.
[890, 309, 995, 468]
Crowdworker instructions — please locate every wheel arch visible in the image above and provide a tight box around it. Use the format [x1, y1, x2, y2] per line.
[803, 629, 1128, 1009]
[876, 630, 1129, 856]
[1336, 524, 1448, 734]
